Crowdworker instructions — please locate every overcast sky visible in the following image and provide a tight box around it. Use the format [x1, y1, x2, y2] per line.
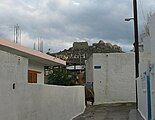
[0, 0, 155, 52]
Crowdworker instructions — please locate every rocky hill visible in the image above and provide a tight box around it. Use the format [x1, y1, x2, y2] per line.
[47, 40, 123, 64]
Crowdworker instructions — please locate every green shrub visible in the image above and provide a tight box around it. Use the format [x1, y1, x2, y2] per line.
[47, 68, 75, 86]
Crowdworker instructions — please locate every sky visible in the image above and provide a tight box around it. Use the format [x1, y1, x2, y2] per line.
[0, 0, 155, 52]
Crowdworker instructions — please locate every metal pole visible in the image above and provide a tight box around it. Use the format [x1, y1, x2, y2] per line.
[133, 0, 139, 109]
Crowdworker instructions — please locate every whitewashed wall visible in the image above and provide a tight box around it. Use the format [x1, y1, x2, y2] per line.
[0, 50, 28, 119]
[28, 61, 45, 84]
[15, 84, 85, 120]
[86, 53, 136, 105]
[86, 55, 93, 83]
[138, 13, 155, 120]
[138, 52, 151, 120]
[149, 13, 155, 120]
[0, 50, 85, 120]
[150, 14, 155, 119]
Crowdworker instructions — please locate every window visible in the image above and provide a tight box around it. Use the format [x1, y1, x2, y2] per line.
[94, 66, 101, 69]
[28, 70, 41, 83]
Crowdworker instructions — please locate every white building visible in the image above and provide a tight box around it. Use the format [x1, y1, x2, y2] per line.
[0, 39, 85, 120]
[138, 13, 155, 120]
[86, 53, 136, 105]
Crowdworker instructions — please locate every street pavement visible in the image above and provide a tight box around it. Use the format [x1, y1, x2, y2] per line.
[73, 103, 144, 120]
[128, 109, 144, 120]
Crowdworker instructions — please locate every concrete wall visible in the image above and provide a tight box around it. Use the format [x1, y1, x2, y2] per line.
[86, 55, 93, 83]
[137, 14, 155, 120]
[28, 61, 44, 84]
[0, 50, 85, 120]
[86, 53, 136, 105]
[14, 84, 85, 120]
[138, 53, 151, 120]
[148, 14, 155, 120]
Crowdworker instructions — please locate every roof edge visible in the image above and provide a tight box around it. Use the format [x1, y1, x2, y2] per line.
[0, 39, 66, 66]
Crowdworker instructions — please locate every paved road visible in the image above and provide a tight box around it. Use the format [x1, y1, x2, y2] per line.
[73, 103, 136, 120]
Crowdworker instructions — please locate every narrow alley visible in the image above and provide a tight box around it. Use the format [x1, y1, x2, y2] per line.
[73, 103, 144, 120]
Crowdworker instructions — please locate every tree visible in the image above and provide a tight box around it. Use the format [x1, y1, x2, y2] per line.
[47, 67, 76, 86]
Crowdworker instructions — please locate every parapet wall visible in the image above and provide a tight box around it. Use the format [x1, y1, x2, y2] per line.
[0, 50, 85, 120]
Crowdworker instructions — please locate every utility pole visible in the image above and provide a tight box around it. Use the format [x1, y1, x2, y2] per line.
[33, 42, 36, 50]
[14, 24, 21, 44]
[38, 37, 40, 51]
[133, 0, 139, 109]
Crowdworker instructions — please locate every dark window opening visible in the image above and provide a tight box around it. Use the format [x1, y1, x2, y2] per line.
[94, 66, 101, 69]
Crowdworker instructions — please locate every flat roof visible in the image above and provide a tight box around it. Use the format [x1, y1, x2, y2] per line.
[0, 39, 66, 66]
